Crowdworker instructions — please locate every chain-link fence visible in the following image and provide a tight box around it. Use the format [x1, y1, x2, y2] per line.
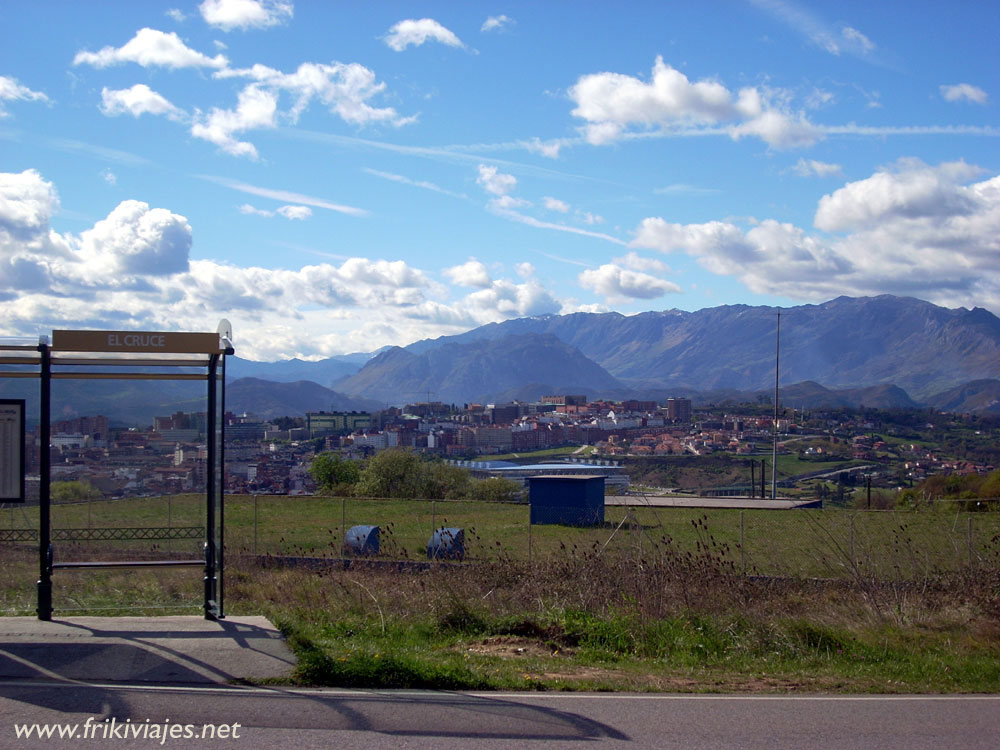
[2, 494, 998, 613]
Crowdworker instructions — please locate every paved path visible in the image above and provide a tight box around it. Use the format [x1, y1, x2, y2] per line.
[0, 616, 295, 685]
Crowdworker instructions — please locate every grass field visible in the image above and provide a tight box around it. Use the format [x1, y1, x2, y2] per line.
[2, 494, 998, 693]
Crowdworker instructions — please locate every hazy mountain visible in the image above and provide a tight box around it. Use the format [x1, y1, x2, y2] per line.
[226, 378, 383, 419]
[924, 379, 1000, 414]
[403, 296, 1000, 401]
[334, 333, 622, 405]
[225, 353, 367, 386]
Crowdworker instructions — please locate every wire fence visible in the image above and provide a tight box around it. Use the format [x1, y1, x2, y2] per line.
[3, 493, 998, 582]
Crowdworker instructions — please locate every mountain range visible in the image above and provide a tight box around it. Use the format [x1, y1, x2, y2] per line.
[5, 295, 1000, 423]
[324, 295, 1000, 410]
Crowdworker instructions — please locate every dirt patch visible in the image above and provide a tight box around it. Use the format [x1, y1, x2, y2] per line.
[459, 635, 571, 658]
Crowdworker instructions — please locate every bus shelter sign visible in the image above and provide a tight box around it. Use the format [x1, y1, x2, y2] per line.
[52, 330, 225, 354]
[0, 400, 25, 503]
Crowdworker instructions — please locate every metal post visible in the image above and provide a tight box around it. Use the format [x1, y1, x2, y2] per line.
[849, 513, 855, 570]
[203, 354, 218, 621]
[341, 495, 346, 558]
[772, 309, 780, 500]
[218, 352, 226, 619]
[37, 342, 52, 621]
[740, 510, 745, 575]
[968, 516, 974, 568]
[527, 506, 532, 567]
[253, 494, 258, 556]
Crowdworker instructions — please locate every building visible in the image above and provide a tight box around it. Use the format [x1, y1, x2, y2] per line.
[666, 397, 692, 422]
[306, 411, 372, 437]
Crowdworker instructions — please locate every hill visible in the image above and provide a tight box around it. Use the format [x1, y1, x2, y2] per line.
[334, 333, 622, 405]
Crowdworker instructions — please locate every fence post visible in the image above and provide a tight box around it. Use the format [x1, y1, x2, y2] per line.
[849, 513, 855, 570]
[341, 496, 346, 558]
[740, 510, 745, 575]
[253, 494, 258, 556]
[968, 515, 974, 568]
[527, 506, 532, 567]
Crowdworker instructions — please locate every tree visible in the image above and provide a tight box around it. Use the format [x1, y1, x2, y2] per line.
[467, 476, 523, 503]
[309, 452, 360, 493]
[355, 449, 425, 498]
[51, 480, 101, 503]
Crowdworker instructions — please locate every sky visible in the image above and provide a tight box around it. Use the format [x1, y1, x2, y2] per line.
[1, 0, 998, 362]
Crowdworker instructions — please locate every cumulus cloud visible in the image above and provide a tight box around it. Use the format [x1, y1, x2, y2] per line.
[199, 0, 293, 31]
[569, 56, 821, 149]
[477, 164, 517, 196]
[814, 159, 982, 231]
[73, 28, 229, 69]
[544, 196, 570, 213]
[190, 84, 277, 157]
[0, 171, 574, 359]
[276, 205, 311, 220]
[790, 158, 843, 178]
[940, 83, 988, 104]
[630, 159, 1000, 311]
[444, 259, 492, 288]
[0, 76, 49, 117]
[216, 61, 413, 128]
[481, 15, 513, 32]
[579, 262, 681, 301]
[383, 18, 464, 51]
[100, 84, 186, 120]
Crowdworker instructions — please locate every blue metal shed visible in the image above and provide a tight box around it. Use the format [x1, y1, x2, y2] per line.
[529, 474, 605, 526]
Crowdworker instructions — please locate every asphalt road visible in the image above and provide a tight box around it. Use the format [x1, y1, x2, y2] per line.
[1, 681, 997, 749]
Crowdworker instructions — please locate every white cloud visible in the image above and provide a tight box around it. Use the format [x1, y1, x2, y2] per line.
[0, 76, 49, 117]
[940, 83, 988, 104]
[166, 8, 185, 22]
[100, 85, 185, 120]
[444, 259, 492, 288]
[73, 28, 228, 69]
[76, 200, 192, 278]
[239, 203, 272, 216]
[814, 159, 982, 232]
[203, 175, 368, 216]
[631, 159, 1000, 311]
[101, 169, 117, 186]
[215, 62, 414, 129]
[569, 56, 821, 149]
[616, 251, 669, 273]
[544, 196, 570, 213]
[579, 262, 681, 301]
[477, 164, 517, 196]
[481, 15, 513, 32]
[841, 26, 874, 53]
[0, 171, 575, 359]
[190, 85, 277, 157]
[363, 169, 466, 199]
[578, 211, 604, 225]
[515, 262, 535, 278]
[276, 204, 311, 220]
[751, 1, 876, 59]
[199, 0, 293, 31]
[790, 158, 843, 178]
[383, 18, 464, 51]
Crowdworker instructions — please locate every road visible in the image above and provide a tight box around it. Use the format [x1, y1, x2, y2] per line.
[0, 681, 997, 749]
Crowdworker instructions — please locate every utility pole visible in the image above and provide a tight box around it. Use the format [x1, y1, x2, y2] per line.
[772, 309, 780, 500]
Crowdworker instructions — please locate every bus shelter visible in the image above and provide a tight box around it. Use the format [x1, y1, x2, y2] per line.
[0, 326, 233, 621]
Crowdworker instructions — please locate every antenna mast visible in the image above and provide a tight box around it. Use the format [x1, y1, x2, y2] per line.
[772, 309, 780, 499]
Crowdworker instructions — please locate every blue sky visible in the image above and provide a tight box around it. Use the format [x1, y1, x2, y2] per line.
[1, 0, 998, 361]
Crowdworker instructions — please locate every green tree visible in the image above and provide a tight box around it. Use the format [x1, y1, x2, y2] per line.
[466, 476, 523, 503]
[309, 452, 361, 494]
[421, 461, 471, 500]
[355, 449, 425, 498]
[51, 480, 101, 503]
